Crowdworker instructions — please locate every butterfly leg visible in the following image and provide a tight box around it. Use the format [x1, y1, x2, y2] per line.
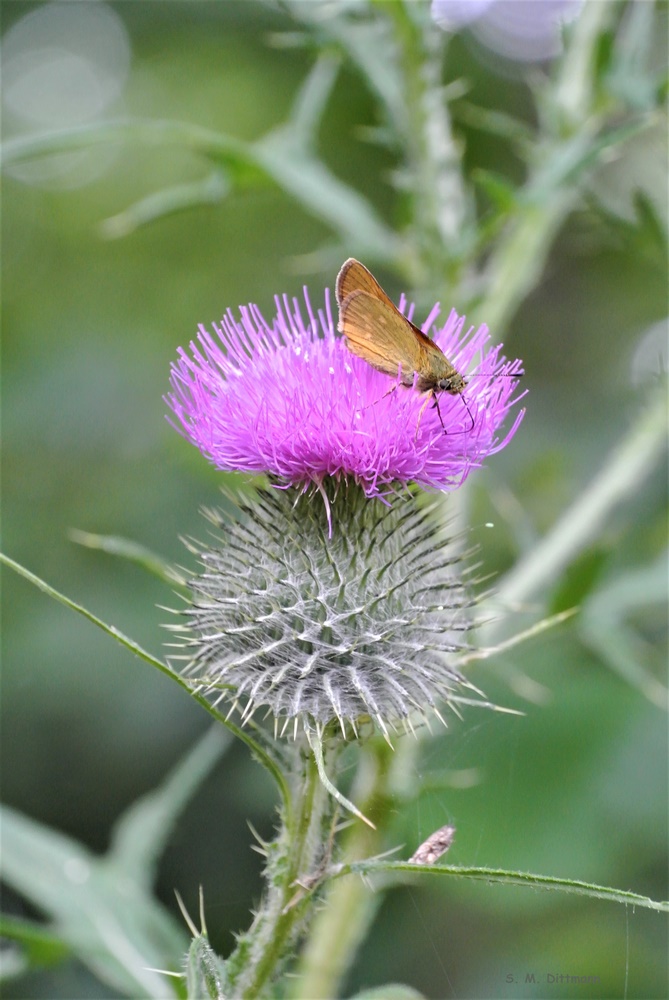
[362, 381, 399, 413]
[414, 391, 435, 441]
[460, 394, 475, 432]
[432, 393, 448, 434]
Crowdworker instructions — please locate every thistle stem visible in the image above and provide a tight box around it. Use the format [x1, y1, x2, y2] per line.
[227, 744, 329, 999]
[385, 0, 466, 283]
[476, 0, 617, 335]
[291, 737, 401, 999]
[489, 388, 667, 633]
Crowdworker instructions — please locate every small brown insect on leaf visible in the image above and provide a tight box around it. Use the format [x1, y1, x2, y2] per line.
[408, 824, 456, 866]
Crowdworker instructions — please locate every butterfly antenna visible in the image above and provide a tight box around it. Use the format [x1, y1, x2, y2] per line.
[466, 370, 525, 381]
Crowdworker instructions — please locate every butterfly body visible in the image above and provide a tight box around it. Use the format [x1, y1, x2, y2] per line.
[336, 258, 466, 398]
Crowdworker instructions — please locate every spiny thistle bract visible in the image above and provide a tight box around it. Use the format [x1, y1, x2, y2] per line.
[175, 486, 482, 739]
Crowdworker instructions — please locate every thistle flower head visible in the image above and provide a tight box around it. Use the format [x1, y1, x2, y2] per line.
[167, 272, 525, 737]
[166, 283, 524, 509]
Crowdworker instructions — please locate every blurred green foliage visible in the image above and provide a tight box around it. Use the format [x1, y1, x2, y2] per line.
[2, 1, 667, 998]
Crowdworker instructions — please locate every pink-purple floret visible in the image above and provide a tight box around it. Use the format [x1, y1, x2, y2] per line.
[166, 285, 525, 497]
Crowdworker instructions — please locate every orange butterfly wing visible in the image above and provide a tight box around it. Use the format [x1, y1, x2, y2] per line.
[336, 259, 464, 392]
[338, 289, 426, 385]
[336, 258, 399, 311]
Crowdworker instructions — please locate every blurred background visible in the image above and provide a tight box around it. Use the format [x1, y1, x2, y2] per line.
[2, 2, 667, 998]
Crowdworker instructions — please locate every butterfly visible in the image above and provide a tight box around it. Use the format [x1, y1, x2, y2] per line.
[336, 258, 468, 432]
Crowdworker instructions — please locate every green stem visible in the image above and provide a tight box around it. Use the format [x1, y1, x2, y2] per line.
[554, 0, 617, 125]
[0, 551, 294, 821]
[491, 388, 667, 628]
[476, 0, 617, 335]
[385, 1, 465, 282]
[476, 192, 573, 335]
[228, 745, 330, 999]
[291, 737, 403, 999]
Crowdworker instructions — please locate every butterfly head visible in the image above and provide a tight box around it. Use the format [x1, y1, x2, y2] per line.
[437, 373, 466, 395]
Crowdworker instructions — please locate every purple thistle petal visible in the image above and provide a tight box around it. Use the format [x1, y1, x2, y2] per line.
[166, 284, 525, 498]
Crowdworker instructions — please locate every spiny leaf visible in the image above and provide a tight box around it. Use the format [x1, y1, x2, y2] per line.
[0, 553, 292, 815]
[0, 805, 185, 998]
[69, 529, 186, 585]
[337, 860, 669, 912]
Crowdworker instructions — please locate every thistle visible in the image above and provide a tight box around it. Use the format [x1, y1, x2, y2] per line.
[166, 273, 525, 739]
